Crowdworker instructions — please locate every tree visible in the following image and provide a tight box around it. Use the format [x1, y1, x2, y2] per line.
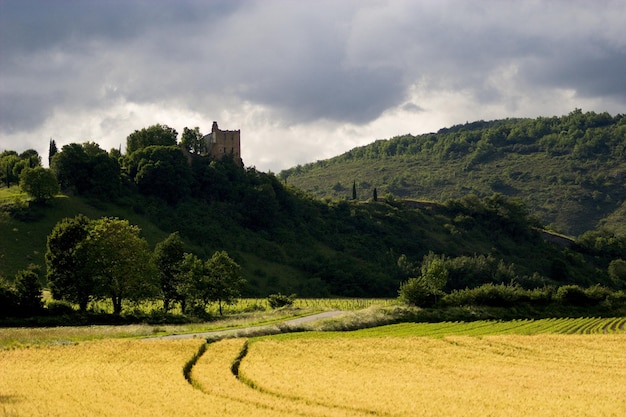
[51, 142, 120, 198]
[399, 277, 434, 307]
[420, 254, 449, 294]
[19, 149, 41, 169]
[85, 217, 157, 315]
[14, 267, 43, 315]
[608, 259, 626, 288]
[19, 166, 59, 204]
[153, 232, 185, 312]
[125, 145, 192, 204]
[206, 251, 245, 316]
[0, 152, 19, 187]
[46, 215, 94, 311]
[177, 252, 209, 314]
[399, 253, 449, 307]
[181, 127, 205, 154]
[373, 187, 378, 202]
[352, 181, 357, 200]
[48, 139, 58, 166]
[126, 124, 178, 155]
[0, 276, 18, 318]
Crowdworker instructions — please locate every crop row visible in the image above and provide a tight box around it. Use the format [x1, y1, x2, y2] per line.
[309, 317, 626, 340]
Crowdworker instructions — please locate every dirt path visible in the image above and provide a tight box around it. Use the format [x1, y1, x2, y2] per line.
[147, 310, 345, 341]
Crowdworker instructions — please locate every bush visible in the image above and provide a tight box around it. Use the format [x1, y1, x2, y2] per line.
[46, 300, 76, 316]
[399, 277, 439, 307]
[14, 268, 43, 315]
[527, 286, 555, 305]
[556, 285, 591, 306]
[583, 284, 613, 305]
[268, 293, 296, 309]
[443, 284, 518, 307]
[0, 277, 18, 317]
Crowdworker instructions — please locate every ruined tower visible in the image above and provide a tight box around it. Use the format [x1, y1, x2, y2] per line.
[202, 121, 242, 166]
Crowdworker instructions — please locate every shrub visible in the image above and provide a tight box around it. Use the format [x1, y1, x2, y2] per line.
[442, 283, 532, 307]
[268, 293, 296, 309]
[0, 277, 18, 318]
[14, 268, 43, 315]
[46, 300, 76, 315]
[555, 285, 598, 306]
[527, 286, 555, 305]
[399, 277, 439, 307]
[583, 284, 613, 305]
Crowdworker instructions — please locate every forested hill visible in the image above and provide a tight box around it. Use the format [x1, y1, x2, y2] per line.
[279, 110, 626, 237]
[2, 116, 625, 301]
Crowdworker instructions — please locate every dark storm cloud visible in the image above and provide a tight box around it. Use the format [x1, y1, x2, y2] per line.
[523, 41, 626, 99]
[0, 0, 236, 53]
[1, 0, 624, 141]
[0, 0, 244, 132]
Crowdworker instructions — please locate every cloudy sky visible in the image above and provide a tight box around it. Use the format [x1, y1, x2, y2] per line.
[1, 0, 625, 172]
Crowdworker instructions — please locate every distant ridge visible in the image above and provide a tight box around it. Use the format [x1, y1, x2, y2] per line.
[280, 110, 626, 236]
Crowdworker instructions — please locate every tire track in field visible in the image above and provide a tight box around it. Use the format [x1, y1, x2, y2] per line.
[183, 310, 388, 417]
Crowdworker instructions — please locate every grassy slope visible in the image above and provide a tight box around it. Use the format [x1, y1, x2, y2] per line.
[281, 113, 626, 236]
[0, 187, 169, 280]
[0, 182, 610, 296]
[285, 154, 626, 237]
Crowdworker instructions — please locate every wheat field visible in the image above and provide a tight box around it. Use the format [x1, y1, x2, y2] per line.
[2, 318, 626, 416]
[241, 334, 626, 416]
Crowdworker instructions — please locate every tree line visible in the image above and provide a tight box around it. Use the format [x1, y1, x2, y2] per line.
[1, 213, 245, 319]
[45, 216, 244, 316]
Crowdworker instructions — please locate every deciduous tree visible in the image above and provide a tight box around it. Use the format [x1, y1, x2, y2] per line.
[0, 276, 18, 318]
[85, 217, 157, 315]
[125, 145, 192, 204]
[126, 124, 178, 155]
[51, 142, 120, 198]
[206, 250, 245, 316]
[46, 215, 94, 311]
[14, 267, 43, 315]
[153, 232, 185, 312]
[19, 166, 59, 204]
[181, 127, 205, 154]
[177, 252, 208, 314]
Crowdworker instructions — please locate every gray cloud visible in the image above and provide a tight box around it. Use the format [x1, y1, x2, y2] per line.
[1, 0, 624, 169]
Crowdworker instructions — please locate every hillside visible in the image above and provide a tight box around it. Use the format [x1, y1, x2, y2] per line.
[2, 118, 625, 300]
[1, 183, 621, 299]
[279, 110, 626, 237]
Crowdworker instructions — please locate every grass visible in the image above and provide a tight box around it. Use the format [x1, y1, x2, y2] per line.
[0, 299, 395, 348]
[0, 306, 320, 349]
[0, 188, 169, 280]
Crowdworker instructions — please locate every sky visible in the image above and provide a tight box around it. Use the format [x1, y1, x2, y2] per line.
[1, 0, 625, 173]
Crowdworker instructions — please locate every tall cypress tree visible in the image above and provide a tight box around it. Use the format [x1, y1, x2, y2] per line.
[352, 181, 357, 200]
[48, 139, 57, 166]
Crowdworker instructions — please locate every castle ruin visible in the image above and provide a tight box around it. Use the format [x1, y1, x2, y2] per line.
[202, 121, 242, 166]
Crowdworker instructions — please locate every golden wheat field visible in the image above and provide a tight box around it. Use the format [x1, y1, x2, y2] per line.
[241, 334, 626, 417]
[2, 322, 626, 416]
